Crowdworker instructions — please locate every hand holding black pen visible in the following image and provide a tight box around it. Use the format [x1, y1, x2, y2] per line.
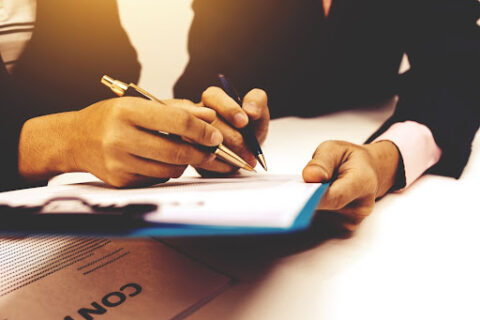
[217, 74, 268, 171]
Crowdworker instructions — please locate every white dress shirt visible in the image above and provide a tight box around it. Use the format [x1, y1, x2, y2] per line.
[0, 0, 36, 73]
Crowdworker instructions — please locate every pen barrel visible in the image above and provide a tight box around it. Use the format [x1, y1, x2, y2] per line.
[241, 122, 262, 156]
[218, 74, 264, 159]
[124, 86, 149, 99]
[197, 145, 219, 154]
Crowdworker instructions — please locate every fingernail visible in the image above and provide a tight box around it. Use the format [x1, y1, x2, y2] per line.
[305, 165, 328, 182]
[233, 112, 248, 127]
[210, 131, 223, 145]
[244, 102, 260, 114]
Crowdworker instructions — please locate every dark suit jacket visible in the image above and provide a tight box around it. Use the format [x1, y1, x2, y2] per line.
[175, 0, 480, 181]
[0, 0, 140, 191]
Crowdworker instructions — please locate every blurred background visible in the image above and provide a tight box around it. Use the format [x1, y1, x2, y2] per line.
[117, 1, 411, 102]
[117, 0, 194, 99]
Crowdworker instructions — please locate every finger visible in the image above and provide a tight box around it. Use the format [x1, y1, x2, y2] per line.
[165, 99, 217, 123]
[118, 175, 170, 188]
[323, 197, 375, 232]
[316, 168, 370, 212]
[202, 86, 249, 128]
[182, 105, 217, 123]
[195, 158, 236, 174]
[122, 97, 223, 146]
[302, 141, 349, 183]
[122, 153, 188, 179]
[313, 210, 359, 234]
[104, 171, 168, 189]
[211, 118, 257, 166]
[318, 196, 375, 220]
[334, 196, 375, 221]
[119, 125, 216, 166]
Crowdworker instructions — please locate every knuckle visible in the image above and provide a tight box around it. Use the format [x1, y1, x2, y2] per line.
[184, 113, 195, 131]
[330, 194, 349, 210]
[102, 132, 123, 152]
[201, 86, 221, 102]
[106, 174, 130, 188]
[313, 142, 330, 158]
[180, 98, 194, 106]
[319, 140, 338, 149]
[109, 99, 129, 119]
[199, 123, 210, 142]
[315, 141, 334, 155]
[314, 140, 354, 159]
[104, 159, 123, 174]
[355, 204, 374, 218]
[176, 109, 195, 131]
[173, 147, 189, 164]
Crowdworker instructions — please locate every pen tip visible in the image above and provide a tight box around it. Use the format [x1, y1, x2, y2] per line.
[258, 155, 268, 171]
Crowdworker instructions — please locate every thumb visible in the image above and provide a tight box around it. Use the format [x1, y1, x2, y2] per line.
[242, 88, 269, 144]
[302, 141, 346, 183]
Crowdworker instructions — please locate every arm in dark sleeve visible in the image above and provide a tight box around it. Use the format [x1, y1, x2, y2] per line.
[174, 0, 325, 118]
[174, 0, 276, 102]
[368, 0, 480, 179]
[0, 0, 141, 192]
[0, 68, 31, 191]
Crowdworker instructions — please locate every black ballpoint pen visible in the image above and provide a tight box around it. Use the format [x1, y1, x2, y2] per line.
[218, 74, 268, 171]
[101, 75, 255, 172]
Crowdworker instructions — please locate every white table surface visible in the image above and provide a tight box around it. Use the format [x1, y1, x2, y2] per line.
[47, 97, 480, 319]
[168, 98, 479, 320]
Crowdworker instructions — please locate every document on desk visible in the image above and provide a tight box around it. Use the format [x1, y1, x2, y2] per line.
[0, 175, 328, 236]
[0, 236, 231, 320]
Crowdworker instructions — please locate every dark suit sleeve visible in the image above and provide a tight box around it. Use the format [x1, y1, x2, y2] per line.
[174, 0, 271, 102]
[174, 0, 325, 118]
[0, 75, 30, 191]
[367, 0, 480, 179]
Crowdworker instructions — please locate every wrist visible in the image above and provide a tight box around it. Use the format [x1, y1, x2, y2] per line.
[364, 141, 400, 198]
[18, 111, 80, 182]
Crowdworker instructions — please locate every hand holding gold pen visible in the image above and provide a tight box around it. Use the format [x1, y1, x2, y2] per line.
[101, 75, 256, 172]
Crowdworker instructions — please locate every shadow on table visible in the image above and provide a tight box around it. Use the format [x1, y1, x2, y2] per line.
[158, 211, 353, 281]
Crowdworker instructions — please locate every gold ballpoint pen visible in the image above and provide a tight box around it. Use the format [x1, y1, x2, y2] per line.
[101, 75, 255, 172]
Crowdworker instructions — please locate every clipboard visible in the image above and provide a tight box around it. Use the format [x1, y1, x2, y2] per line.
[0, 197, 156, 235]
[0, 183, 329, 237]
